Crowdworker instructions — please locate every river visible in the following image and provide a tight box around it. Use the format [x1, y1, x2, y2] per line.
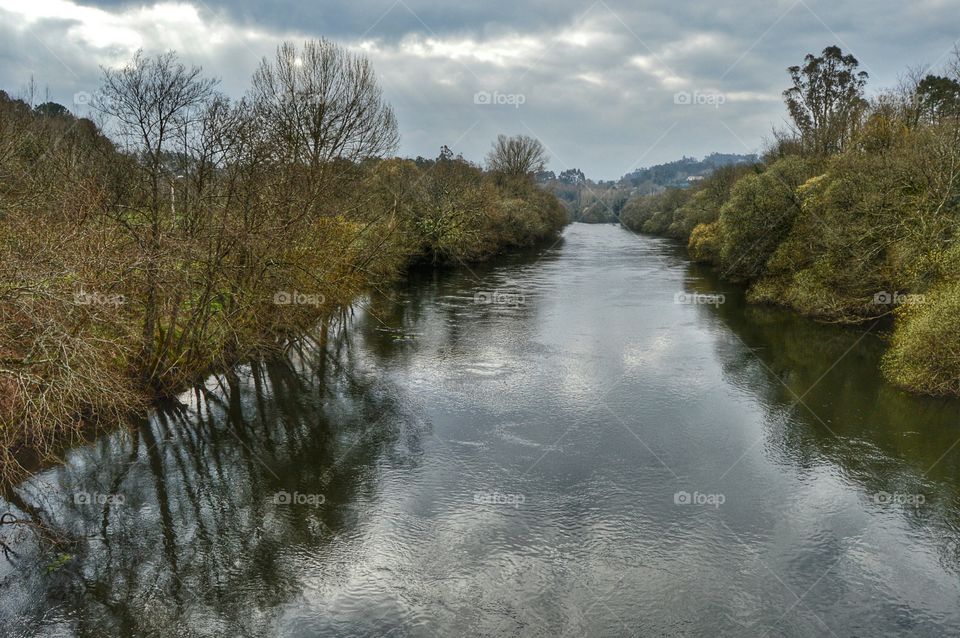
[2, 223, 960, 637]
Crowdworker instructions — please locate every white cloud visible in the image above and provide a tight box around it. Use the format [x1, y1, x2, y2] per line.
[0, 0, 276, 67]
[395, 33, 544, 68]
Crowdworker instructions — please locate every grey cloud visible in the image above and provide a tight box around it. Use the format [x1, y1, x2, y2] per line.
[1, 0, 957, 178]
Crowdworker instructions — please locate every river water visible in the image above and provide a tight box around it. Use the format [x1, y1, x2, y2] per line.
[3, 223, 960, 637]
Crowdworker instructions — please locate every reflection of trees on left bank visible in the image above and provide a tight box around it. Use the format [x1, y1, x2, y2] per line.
[0, 316, 427, 636]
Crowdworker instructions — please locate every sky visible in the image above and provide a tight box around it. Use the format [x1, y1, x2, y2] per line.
[0, 0, 957, 179]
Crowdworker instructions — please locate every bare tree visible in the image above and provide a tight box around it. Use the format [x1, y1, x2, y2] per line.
[96, 51, 218, 380]
[485, 134, 548, 177]
[249, 39, 399, 169]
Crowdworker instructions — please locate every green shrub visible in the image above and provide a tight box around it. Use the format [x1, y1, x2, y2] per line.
[883, 280, 960, 396]
[717, 156, 813, 281]
[687, 222, 720, 263]
[620, 188, 690, 235]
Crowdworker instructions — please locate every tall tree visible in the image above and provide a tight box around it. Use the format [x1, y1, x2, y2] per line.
[916, 74, 960, 123]
[783, 45, 869, 155]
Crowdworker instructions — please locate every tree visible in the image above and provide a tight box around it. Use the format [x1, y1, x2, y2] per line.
[558, 168, 585, 184]
[33, 101, 68, 118]
[916, 74, 960, 123]
[783, 45, 869, 155]
[249, 39, 398, 169]
[485, 134, 548, 177]
[97, 51, 219, 380]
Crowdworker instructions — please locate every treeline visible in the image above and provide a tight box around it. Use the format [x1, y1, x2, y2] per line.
[621, 45, 960, 397]
[0, 40, 566, 484]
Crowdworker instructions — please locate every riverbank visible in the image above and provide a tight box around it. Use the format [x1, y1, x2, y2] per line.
[619, 51, 960, 397]
[0, 167, 565, 488]
[0, 45, 567, 487]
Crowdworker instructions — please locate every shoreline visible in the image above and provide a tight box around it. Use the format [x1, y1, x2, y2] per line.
[618, 223, 956, 399]
[1, 228, 567, 490]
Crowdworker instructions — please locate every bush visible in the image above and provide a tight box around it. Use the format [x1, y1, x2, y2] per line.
[883, 280, 960, 396]
[620, 188, 689, 235]
[750, 118, 960, 321]
[717, 156, 814, 281]
[688, 222, 720, 263]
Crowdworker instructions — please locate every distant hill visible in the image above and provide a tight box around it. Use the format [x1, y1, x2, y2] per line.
[619, 152, 758, 192]
[539, 152, 759, 223]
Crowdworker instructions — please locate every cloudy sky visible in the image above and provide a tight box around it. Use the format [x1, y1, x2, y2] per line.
[0, 0, 956, 178]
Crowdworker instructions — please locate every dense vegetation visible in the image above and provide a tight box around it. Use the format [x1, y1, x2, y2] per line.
[540, 153, 756, 223]
[0, 40, 566, 484]
[621, 45, 960, 397]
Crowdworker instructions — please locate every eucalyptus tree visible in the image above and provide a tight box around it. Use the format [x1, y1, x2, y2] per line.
[783, 46, 869, 156]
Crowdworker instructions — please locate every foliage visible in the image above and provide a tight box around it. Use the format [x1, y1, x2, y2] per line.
[783, 45, 869, 156]
[619, 187, 690, 237]
[688, 222, 720, 263]
[883, 280, 960, 397]
[716, 156, 814, 281]
[915, 74, 960, 123]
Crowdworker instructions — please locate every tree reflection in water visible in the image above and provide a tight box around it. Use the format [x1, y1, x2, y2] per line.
[686, 261, 960, 571]
[0, 316, 426, 636]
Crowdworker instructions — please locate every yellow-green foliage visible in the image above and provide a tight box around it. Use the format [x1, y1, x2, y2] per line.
[621, 163, 756, 240]
[883, 280, 960, 396]
[717, 156, 814, 281]
[619, 188, 690, 237]
[687, 222, 719, 263]
[750, 119, 960, 321]
[619, 98, 960, 395]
